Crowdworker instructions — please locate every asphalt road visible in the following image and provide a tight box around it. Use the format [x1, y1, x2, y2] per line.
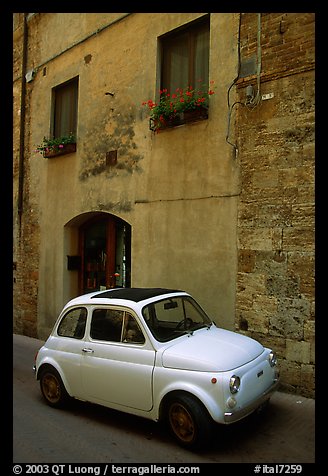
[13, 333, 315, 464]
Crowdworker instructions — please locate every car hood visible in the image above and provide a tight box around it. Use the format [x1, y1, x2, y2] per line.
[161, 326, 264, 372]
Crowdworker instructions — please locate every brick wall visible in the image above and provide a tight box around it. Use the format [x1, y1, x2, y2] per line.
[240, 13, 314, 75]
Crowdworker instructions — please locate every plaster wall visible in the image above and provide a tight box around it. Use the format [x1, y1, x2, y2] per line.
[22, 13, 240, 337]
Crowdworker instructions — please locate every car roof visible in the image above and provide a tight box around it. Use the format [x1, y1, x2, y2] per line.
[64, 287, 187, 309]
[90, 287, 184, 302]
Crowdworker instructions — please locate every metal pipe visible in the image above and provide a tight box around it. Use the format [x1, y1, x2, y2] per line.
[18, 13, 28, 231]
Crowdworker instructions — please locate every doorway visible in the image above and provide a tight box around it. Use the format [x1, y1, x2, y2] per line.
[79, 214, 131, 294]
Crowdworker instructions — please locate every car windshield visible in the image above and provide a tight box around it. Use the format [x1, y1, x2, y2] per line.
[142, 296, 213, 342]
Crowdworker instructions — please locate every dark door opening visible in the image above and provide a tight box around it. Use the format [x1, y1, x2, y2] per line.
[79, 215, 131, 294]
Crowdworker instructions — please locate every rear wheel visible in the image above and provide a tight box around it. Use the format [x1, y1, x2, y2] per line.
[39, 367, 69, 408]
[166, 393, 213, 449]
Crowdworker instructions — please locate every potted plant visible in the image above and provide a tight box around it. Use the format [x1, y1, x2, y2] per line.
[142, 81, 215, 132]
[35, 133, 76, 158]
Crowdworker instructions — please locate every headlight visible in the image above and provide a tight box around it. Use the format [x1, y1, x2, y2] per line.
[269, 351, 277, 367]
[229, 375, 241, 394]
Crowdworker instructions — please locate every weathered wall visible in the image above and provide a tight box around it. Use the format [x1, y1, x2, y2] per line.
[14, 13, 240, 339]
[235, 13, 315, 396]
[13, 14, 40, 336]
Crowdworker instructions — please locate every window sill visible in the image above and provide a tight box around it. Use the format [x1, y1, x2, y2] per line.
[44, 143, 77, 158]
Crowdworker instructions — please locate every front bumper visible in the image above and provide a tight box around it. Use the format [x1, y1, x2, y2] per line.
[224, 378, 280, 423]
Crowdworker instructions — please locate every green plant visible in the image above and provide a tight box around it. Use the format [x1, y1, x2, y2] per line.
[142, 80, 215, 131]
[34, 133, 76, 155]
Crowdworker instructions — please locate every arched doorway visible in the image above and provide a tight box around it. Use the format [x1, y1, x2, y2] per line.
[78, 214, 131, 294]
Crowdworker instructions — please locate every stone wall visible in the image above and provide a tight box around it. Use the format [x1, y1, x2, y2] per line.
[235, 13, 315, 397]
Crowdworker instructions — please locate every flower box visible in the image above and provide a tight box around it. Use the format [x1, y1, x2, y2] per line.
[43, 142, 76, 158]
[143, 82, 215, 132]
[182, 106, 208, 123]
[149, 107, 208, 131]
[35, 133, 77, 158]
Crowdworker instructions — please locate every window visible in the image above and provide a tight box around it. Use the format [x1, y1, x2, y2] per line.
[161, 15, 210, 94]
[122, 313, 145, 344]
[143, 296, 212, 342]
[90, 309, 144, 344]
[91, 309, 123, 342]
[57, 307, 87, 339]
[52, 77, 78, 138]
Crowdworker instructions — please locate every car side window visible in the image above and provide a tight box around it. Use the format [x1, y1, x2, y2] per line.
[90, 309, 145, 344]
[90, 309, 124, 342]
[57, 307, 87, 339]
[122, 313, 145, 344]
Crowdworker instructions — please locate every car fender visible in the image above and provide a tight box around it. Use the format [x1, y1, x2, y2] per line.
[153, 370, 225, 423]
[36, 355, 74, 397]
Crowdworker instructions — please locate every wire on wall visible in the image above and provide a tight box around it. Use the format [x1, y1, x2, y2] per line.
[245, 13, 262, 109]
[226, 13, 262, 155]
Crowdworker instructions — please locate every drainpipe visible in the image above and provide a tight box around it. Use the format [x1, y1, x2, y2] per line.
[18, 13, 28, 234]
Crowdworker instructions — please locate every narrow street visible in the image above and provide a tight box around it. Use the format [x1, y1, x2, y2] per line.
[13, 334, 315, 464]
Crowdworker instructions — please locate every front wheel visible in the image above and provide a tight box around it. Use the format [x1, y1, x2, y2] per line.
[166, 393, 213, 450]
[39, 367, 69, 408]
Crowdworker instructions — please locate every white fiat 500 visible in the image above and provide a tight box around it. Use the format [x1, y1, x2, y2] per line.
[34, 288, 279, 449]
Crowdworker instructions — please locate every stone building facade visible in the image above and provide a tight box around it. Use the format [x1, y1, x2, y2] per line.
[13, 13, 315, 397]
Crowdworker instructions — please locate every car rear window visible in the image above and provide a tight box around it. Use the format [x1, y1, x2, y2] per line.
[57, 307, 87, 339]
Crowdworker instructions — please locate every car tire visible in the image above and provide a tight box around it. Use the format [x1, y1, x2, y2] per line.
[39, 367, 69, 408]
[166, 393, 213, 450]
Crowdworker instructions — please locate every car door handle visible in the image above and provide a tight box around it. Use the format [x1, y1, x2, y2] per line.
[82, 348, 94, 354]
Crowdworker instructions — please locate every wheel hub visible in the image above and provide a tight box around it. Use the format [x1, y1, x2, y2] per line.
[170, 404, 194, 442]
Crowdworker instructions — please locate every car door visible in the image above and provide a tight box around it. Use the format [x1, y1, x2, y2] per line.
[51, 306, 88, 397]
[80, 307, 156, 411]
